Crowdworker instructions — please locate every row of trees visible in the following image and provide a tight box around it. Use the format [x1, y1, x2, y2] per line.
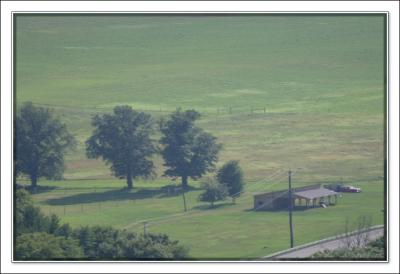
[15, 103, 224, 190]
[15, 189, 189, 260]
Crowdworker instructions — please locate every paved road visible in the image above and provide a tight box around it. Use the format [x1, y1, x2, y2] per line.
[262, 226, 384, 259]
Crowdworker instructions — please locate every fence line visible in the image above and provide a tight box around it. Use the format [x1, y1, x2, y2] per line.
[39, 170, 290, 227]
[26, 102, 275, 117]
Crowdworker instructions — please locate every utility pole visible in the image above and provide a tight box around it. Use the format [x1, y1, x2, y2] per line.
[288, 170, 294, 248]
[182, 187, 187, 212]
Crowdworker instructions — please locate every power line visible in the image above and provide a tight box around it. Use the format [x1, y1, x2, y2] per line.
[252, 190, 289, 211]
[133, 171, 290, 229]
[230, 169, 286, 198]
[288, 170, 294, 248]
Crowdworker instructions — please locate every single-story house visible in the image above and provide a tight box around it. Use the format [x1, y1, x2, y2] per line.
[253, 184, 338, 211]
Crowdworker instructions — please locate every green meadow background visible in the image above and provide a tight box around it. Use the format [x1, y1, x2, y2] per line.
[15, 15, 385, 259]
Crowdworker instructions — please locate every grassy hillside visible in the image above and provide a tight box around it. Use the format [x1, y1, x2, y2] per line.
[25, 179, 384, 259]
[15, 15, 385, 259]
[15, 15, 385, 182]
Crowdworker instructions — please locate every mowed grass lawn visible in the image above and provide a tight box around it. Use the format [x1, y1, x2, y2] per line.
[15, 15, 385, 259]
[23, 178, 384, 259]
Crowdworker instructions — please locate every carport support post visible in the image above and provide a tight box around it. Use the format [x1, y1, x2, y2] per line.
[288, 170, 294, 248]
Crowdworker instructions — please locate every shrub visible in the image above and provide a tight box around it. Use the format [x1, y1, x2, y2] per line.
[72, 226, 189, 260]
[217, 160, 244, 203]
[14, 232, 84, 260]
[198, 180, 228, 207]
[15, 189, 61, 236]
[14, 189, 190, 260]
[311, 236, 386, 260]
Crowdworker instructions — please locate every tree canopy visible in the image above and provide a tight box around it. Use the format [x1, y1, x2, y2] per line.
[15, 232, 84, 260]
[217, 160, 244, 202]
[198, 180, 228, 207]
[160, 109, 222, 189]
[86, 106, 156, 189]
[15, 102, 75, 188]
[15, 189, 60, 236]
[14, 189, 189, 260]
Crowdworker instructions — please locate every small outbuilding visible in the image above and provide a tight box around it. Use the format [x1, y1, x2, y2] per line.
[253, 184, 338, 211]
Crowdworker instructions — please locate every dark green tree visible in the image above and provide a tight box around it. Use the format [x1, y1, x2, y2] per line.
[160, 109, 222, 189]
[15, 232, 84, 260]
[72, 225, 189, 260]
[198, 180, 228, 207]
[15, 102, 75, 188]
[15, 189, 61, 236]
[14, 190, 189, 260]
[86, 106, 156, 189]
[217, 160, 244, 203]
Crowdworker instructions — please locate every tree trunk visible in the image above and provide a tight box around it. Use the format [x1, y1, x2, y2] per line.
[182, 175, 188, 190]
[127, 168, 133, 189]
[30, 173, 37, 189]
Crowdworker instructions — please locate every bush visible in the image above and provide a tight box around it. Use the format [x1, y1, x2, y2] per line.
[311, 236, 386, 260]
[15, 232, 84, 260]
[217, 160, 244, 203]
[198, 180, 228, 207]
[72, 226, 189, 260]
[15, 189, 61, 236]
[14, 189, 190, 260]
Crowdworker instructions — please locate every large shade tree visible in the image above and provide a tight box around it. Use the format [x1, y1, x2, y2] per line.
[15, 102, 75, 188]
[160, 109, 222, 189]
[86, 106, 156, 189]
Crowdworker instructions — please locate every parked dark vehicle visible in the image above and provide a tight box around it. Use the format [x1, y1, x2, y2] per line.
[324, 183, 361, 193]
[338, 185, 361, 193]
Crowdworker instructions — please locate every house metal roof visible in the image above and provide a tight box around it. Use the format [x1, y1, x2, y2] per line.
[294, 188, 337, 200]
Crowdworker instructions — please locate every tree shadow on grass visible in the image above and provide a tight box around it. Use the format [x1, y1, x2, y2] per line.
[191, 202, 234, 211]
[245, 205, 333, 212]
[26, 185, 59, 194]
[45, 184, 200, 206]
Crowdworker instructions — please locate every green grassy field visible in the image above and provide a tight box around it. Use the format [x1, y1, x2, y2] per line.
[15, 15, 385, 259]
[23, 179, 384, 259]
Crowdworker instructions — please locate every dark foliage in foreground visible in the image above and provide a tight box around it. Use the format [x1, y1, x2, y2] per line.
[72, 225, 188, 260]
[15, 188, 61, 236]
[14, 190, 189, 260]
[15, 232, 84, 260]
